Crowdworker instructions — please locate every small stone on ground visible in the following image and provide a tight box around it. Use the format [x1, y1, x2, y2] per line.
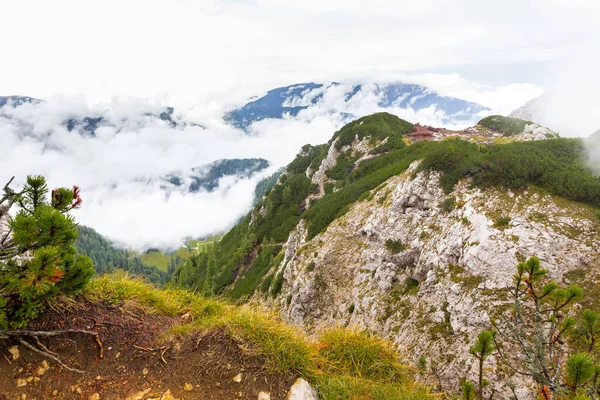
[258, 391, 271, 400]
[9, 346, 20, 360]
[288, 378, 318, 400]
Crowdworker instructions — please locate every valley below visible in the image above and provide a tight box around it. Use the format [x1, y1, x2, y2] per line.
[3, 111, 600, 399]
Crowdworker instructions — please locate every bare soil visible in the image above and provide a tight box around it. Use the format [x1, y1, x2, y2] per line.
[0, 299, 296, 400]
[405, 123, 498, 144]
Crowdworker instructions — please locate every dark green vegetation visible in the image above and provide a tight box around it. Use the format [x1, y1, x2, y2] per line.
[227, 243, 282, 299]
[331, 112, 413, 150]
[172, 112, 600, 301]
[466, 257, 600, 399]
[416, 137, 600, 202]
[440, 196, 456, 213]
[492, 216, 511, 229]
[385, 239, 406, 254]
[478, 115, 533, 137]
[75, 226, 169, 284]
[172, 141, 323, 297]
[171, 142, 333, 298]
[253, 167, 284, 205]
[326, 151, 361, 180]
[167, 158, 269, 192]
[0, 176, 94, 328]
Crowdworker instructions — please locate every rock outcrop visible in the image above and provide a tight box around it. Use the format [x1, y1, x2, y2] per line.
[287, 378, 318, 400]
[261, 130, 600, 397]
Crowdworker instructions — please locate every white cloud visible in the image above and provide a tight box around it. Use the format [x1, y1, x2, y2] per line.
[535, 47, 600, 137]
[0, 77, 522, 250]
[1, 0, 599, 248]
[397, 74, 544, 116]
[0, 95, 343, 250]
[0, 0, 598, 101]
[0, 71, 558, 249]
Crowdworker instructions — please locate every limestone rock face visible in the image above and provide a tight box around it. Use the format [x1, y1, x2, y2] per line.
[268, 160, 600, 396]
[287, 378, 318, 400]
[311, 138, 340, 187]
[514, 123, 557, 141]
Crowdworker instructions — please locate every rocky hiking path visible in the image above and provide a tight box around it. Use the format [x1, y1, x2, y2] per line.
[0, 300, 314, 400]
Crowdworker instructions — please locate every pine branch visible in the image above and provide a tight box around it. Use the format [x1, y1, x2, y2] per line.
[491, 334, 532, 377]
[541, 296, 577, 314]
[0, 177, 16, 205]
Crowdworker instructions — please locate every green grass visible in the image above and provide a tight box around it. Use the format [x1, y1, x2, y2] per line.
[228, 245, 283, 300]
[86, 274, 434, 400]
[332, 112, 414, 150]
[439, 196, 456, 213]
[493, 216, 511, 229]
[385, 239, 406, 254]
[86, 272, 225, 318]
[478, 115, 532, 137]
[318, 328, 410, 382]
[172, 235, 223, 259]
[140, 251, 171, 271]
[137, 235, 223, 272]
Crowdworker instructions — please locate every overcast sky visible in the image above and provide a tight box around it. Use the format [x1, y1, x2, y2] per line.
[1, 0, 598, 104]
[2, 0, 599, 250]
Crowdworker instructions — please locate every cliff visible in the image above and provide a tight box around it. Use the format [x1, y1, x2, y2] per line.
[173, 112, 600, 397]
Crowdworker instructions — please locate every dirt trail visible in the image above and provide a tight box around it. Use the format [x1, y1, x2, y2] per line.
[0, 300, 295, 400]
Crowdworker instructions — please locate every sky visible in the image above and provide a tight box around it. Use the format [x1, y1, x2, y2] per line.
[1, 0, 598, 103]
[1, 0, 599, 250]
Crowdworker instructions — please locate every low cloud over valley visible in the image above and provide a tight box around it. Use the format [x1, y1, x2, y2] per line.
[0, 77, 547, 249]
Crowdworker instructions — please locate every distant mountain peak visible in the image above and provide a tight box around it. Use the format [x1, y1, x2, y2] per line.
[0, 95, 40, 108]
[225, 82, 489, 130]
[0, 95, 195, 135]
[166, 158, 270, 193]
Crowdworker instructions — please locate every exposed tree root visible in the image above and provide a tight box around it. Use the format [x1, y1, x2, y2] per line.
[16, 338, 86, 374]
[160, 346, 170, 365]
[33, 335, 59, 356]
[0, 328, 103, 373]
[132, 343, 169, 364]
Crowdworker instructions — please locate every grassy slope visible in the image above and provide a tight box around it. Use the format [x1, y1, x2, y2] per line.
[139, 236, 222, 272]
[477, 115, 533, 137]
[173, 236, 223, 259]
[174, 112, 600, 304]
[139, 251, 171, 271]
[87, 274, 434, 400]
[75, 225, 169, 284]
[172, 113, 416, 298]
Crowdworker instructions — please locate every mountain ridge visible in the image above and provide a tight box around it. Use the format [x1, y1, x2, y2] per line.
[171, 112, 600, 396]
[226, 82, 489, 130]
[0, 95, 193, 134]
[166, 158, 270, 193]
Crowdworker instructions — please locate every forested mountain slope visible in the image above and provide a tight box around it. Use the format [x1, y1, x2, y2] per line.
[172, 112, 600, 396]
[75, 226, 169, 284]
[166, 158, 270, 193]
